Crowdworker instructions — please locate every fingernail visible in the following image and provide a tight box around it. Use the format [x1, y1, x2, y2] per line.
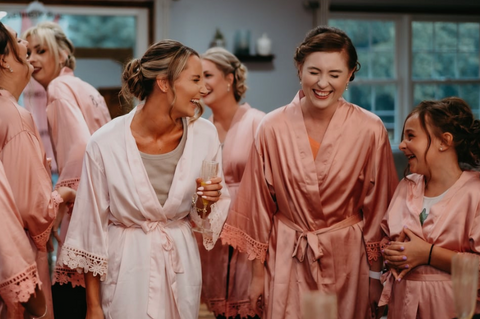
[202, 195, 207, 199]
[381, 249, 384, 253]
[405, 264, 409, 269]
[197, 191, 203, 195]
[397, 278, 402, 282]
[205, 181, 212, 185]
[404, 225, 408, 229]
[387, 242, 391, 245]
[400, 246, 405, 251]
[402, 256, 407, 260]
[384, 260, 388, 264]
[197, 187, 204, 191]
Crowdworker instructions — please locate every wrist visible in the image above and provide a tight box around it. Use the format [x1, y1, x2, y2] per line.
[30, 305, 47, 319]
[369, 270, 382, 280]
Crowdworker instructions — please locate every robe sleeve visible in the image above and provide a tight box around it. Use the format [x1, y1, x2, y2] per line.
[467, 199, 480, 290]
[220, 128, 277, 264]
[57, 141, 109, 282]
[46, 96, 91, 191]
[0, 132, 62, 252]
[0, 164, 40, 306]
[362, 126, 398, 265]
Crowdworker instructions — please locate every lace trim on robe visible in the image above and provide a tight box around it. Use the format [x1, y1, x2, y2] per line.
[52, 266, 86, 288]
[208, 299, 258, 319]
[31, 191, 63, 252]
[366, 241, 382, 265]
[56, 245, 108, 285]
[55, 177, 80, 191]
[190, 202, 225, 250]
[220, 224, 268, 264]
[0, 264, 40, 305]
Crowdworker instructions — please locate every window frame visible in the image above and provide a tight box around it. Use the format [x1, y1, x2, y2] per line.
[328, 12, 480, 146]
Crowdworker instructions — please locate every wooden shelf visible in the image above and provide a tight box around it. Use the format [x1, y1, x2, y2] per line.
[236, 54, 275, 62]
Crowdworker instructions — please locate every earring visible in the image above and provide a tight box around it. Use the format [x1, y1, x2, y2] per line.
[6, 64, 12, 73]
[227, 84, 230, 92]
[345, 83, 349, 91]
[440, 147, 443, 151]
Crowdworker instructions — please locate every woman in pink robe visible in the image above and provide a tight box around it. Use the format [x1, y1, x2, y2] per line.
[56, 39, 230, 319]
[381, 97, 480, 318]
[0, 22, 74, 319]
[0, 162, 51, 319]
[198, 47, 265, 318]
[23, 21, 111, 317]
[220, 26, 398, 319]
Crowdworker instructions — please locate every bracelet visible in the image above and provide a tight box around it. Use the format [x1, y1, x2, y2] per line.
[428, 244, 434, 265]
[31, 305, 47, 319]
[369, 270, 382, 280]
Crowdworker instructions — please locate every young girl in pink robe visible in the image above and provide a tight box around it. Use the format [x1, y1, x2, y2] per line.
[220, 26, 398, 319]
[0, 21, 74, 319]
[198, 47, 265, 318]
[381, 97, 480, 318]
[23, 21, 111, 317]
[56, 39, 230, 319]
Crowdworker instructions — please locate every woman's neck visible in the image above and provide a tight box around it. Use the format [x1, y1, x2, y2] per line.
[211, 97, 240, 135]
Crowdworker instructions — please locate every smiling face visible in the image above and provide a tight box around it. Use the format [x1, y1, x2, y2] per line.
[25, 34, 59, 88]
[170, 55, 207, 118]
[298, 50, 353, 113]
[201, 59, 232, 107]
[399, 113, 441, 177]
[4, 26, 33, 79]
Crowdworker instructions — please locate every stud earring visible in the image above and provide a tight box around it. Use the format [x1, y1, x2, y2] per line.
[440, 147, 443, 151]
[227, 84, 230, 92]
[6, 64, 12, 73]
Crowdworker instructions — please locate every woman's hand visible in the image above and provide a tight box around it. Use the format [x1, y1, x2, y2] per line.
[196, 176, 223, 205]
[369, 277, 384, 319]
[383, 228, 430, 280]
[249, 259, 265, 316]
[50, 187, 76, 247]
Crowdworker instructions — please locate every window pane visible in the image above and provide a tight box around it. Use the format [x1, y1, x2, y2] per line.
[412, 22, 433, 51]
[412, 53, 434, 79]
[60, 15, 136, 49]
[459, 23, 480, 52]
[459, 84, 480, 119]
[458, 53, 479, 78]
[413, 84, 436, 106]
[434, 53, 456, 78]
[344, 84, 372, 110]
[372, 52, 394, 78]
[434, 22, 457, 52]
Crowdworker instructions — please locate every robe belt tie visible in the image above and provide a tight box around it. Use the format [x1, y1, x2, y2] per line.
[379, 267, 450, 307]
[276, 212, 362, 263]
[113, 218, 186, 319]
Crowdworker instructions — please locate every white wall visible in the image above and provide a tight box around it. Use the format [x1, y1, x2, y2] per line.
[168, 0, 313, 115]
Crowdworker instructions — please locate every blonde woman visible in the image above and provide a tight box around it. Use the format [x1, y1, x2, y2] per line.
[57, 40, 230, 319]
[198, 47, 264, 318]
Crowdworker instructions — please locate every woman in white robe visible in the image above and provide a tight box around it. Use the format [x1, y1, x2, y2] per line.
[56, 40, 230, 319]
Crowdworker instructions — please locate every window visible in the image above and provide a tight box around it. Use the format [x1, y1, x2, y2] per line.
[329, 18, 397, 141]
[329, 14, 480, 144]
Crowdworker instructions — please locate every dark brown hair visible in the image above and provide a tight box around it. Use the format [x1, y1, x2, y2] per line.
[294, 25, 360, 81]
[402, 97, 480, 177]
[0, 22, 27, 72]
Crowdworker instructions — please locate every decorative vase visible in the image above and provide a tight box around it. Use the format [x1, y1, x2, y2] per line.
[256, 33, 272, 56]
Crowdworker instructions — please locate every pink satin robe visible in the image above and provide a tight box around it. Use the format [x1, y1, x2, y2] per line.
[221, 92, 398, 319]
[0, 89, 62, 319]
[56, 106, 230, 319]
[0, 162, 41, 319]
[198, 103, 265, 318]
[46, 67, 111, 285]
[380, 171, 480, 318]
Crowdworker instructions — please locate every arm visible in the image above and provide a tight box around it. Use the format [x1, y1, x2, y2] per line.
[46, 97, 91, 190]
[250, 258, 265, 316]
[85, 272, 104, 319]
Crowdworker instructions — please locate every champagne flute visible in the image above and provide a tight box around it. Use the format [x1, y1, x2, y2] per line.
[452, 253, 479, 319]
[192, 160, 219, 233]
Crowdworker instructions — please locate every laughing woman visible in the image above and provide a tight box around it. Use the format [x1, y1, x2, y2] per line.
[56, 39, 230, 319]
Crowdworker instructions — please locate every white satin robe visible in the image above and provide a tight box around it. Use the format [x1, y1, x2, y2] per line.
[57, 106, 230, 319]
